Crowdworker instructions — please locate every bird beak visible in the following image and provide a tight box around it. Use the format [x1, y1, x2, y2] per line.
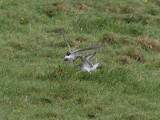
[62, 58, 66, 62]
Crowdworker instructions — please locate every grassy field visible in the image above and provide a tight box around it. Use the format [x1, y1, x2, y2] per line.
[0, 0, 160, 119]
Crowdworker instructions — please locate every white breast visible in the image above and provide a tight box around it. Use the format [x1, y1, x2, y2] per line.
[64, 54, 76, 62]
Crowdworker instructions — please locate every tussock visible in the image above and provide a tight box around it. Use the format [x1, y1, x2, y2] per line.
[116, 56, 130, 64]
[44, 2, 65, 17]
[100, 33, 117, 44]
[79, 4, 90, 10]
[138, 35, 160, 51]
[105, 6, 134, 14]
[126, 49, 145, 62]
[76, 37, 87, 42]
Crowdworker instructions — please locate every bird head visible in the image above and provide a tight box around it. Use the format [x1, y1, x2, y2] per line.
[62, 55, 74, 62]
[66, 51, 71, 56]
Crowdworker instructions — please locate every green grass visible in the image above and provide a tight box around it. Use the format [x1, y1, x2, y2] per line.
[0, 0, 160, 119]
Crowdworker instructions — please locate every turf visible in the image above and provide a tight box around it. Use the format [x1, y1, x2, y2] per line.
[0, 0, 160, 119]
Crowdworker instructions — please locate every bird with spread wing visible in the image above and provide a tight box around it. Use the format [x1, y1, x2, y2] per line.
[76, 52, 101, 74]
[61, 29, 103, 62]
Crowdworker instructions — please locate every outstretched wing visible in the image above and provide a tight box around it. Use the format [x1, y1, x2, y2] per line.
[84, 61, 93, 68]
[72, 45, 104, 53]
[80, 52, 96, 67]
[62, 29, 71, 52]
[85, 52, 96, 61]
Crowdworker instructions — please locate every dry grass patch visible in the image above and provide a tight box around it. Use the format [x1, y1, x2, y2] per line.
[100, 33, 118, 44]
[116, 55, 131, 64]
[44, 1, 65, 17]
[105, 6, 134, 14]
[125, 49, 146, 63]
[118, 6, 134, 14]
[53, 28, 63, 34]
[79, 4, 90, 10]
[138, 35, 160, 51]
[105, 7, 117, 13]
[118, 35, 135, 45]
[76, 37, 87, 42]
[46, 28, 64, 35]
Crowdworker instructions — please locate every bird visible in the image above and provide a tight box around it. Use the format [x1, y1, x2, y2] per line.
[61, 29, 104, 62]
[76, 52, 101, 74]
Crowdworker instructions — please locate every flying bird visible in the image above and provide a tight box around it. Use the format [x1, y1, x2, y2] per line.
[76, 52, 101, 74]
[62, 29, 104, 62]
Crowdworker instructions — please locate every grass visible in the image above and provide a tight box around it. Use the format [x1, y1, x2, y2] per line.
[0, 0, 160, 119]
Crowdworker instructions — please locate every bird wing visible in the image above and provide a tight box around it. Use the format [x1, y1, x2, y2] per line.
[85, 52, 96, 67]
[85, 52, 96, 61]
[80, 56, 94, 68]
[83, 60, 93, 68]
[71, 45, 104, 53]
[62, 29, 71, 52]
